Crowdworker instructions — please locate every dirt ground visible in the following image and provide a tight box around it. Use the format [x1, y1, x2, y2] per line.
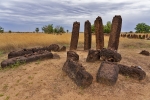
[0, 47, 150, 100]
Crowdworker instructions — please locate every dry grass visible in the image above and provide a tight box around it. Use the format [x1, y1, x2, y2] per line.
[0, 33, 150, 100]
[0, 33, 150, 52]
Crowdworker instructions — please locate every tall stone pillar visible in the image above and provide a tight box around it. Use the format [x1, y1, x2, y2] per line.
[108, 15, 122, 50]
[70, 21, 80, 50]
[94, 16, 104, 50]
[84, 20, 91, 50]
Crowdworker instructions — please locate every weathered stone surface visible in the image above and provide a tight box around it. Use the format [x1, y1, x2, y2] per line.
[70, 21, 80, 50]
[84, 20, 91, 50]
[8, 46, 52, 59]
[62, 59, 93, 88]
[139, 50, 150, 56]
[86, 50, 100, 62]
[96, 61, 119, 85]
[139, 35, 142, 39]
[1, 51, 53, 68]
[8, 49, 33, 59]
[118, 64, 146, 80]
[94, 16, 104, 50]
[59, 46, 66, 52]
[53, 53, 60, 59]
[67, 51, 79, 61]
[142, 35, 145, 39]
[108, 15, 122, 50]
[100, 48, 122, 62]
[49, 44, 60, 52]
[146, 34, 148, 38]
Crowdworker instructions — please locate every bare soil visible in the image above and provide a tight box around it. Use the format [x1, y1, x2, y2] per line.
[0, 48, 150, 100]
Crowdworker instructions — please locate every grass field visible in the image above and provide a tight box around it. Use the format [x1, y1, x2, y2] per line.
[0, 33, 150, 52]
[0, 33, 150, 100]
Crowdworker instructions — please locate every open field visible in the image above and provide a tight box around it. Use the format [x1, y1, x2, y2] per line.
[0, 33, 150, 100]
[0, 33, 150, 52]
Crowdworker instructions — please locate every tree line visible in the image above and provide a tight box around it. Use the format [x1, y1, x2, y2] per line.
[1, 22, 150, 33]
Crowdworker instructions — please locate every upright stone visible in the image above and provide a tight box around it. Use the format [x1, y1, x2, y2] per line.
[108, 15, 122, 50]
[94, 16, 104, 50]
[70, 21, 80, 50]
[84, 20, 92, 50]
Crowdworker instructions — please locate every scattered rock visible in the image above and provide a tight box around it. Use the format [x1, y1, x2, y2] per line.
[96, 61, 119, 86]
[62, 59, 93, 88]
[49, 44, 60, 52]
[118, 64, 146, 80]
[53, 53, 60, 59]
[139, 50, 149, 56]
[86, 49, 100, 62]
[59, 46, 66, 52]
[100, 48, 122, 62]
[67, 51, 79, 61]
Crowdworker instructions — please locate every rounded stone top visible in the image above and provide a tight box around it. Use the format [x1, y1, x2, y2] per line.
[114, 15, 121, 17]
[96, 16, 102, 20]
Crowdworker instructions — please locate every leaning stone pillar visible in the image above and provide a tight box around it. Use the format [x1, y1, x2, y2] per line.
[70, 21, 80, 50]
[108, 15, 122, 50]
[84, 20, 91, 50]
[94, 16, 104, 50]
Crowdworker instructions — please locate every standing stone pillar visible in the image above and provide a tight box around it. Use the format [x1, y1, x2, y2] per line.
[70, 21, 80, 50]
[84, 20, 91, 50]
[108, 15, 122, 50]
[94, 16, 104, 50]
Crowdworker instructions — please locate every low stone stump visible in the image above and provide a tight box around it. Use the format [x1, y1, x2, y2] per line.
[59, 46, 66, 52]
[62, 59, 93, 88]
[67, 51, 79, 61]
[118, 64, 146, 80]
[49, 44, 60, 52]
[1, 51, 53, 68]
[139, 50, 150, 56]
[96, 61, 119, 86]
[100, 48, 122, 62]
[86, 50, 100, 62]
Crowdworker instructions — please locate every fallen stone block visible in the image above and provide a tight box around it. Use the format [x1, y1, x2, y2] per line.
[100, 48, 122, 62]
[139, 50, 150, 56]
[118, 64, 146, 80]
[1, 51, 53, 68]
[8, 47, 51, 59]
[86, 49, 100, 62]
[67, 51, 79, 61]
[8, 49, 33, 59]
[62, 59, 93, 88]
[96, 61, 119, 86]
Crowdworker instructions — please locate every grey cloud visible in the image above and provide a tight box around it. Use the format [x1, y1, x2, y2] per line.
[0, 0, 150, 32]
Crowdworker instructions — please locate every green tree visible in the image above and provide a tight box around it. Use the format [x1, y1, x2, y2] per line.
[0, 26, 4, 33]
[8, 30, 11, 33]
[91, 24, 95, 33]
[54, 26, 65, 34]
[66, 30, 69, 33]
[35, 28, 39, 33]
[103, 21, 111, 33]
[134, 23, 150, 33]
[59, 26, 65, 33]
[42, 24, 53, 34]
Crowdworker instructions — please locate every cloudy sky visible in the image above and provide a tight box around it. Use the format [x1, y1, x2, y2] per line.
[0, 0, 150, 32]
